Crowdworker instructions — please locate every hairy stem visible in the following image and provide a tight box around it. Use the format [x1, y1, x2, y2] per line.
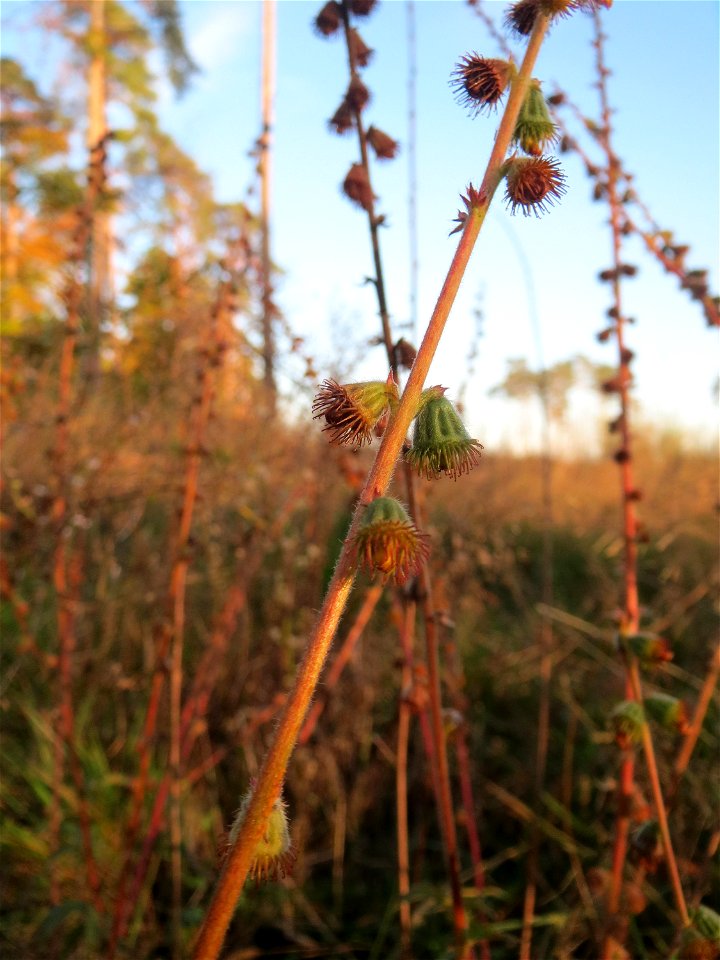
[191, 15, 551, 959]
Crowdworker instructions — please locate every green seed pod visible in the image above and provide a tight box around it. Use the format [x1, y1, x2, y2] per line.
[609, 700, 644, 749]
[679, 905, 720, 959]
[692, 905, 720, 946]
[622, 631, 673, 665]
[512, 79, 557, 155]
[352, 497, 429, 585]
[644, 692, 690, 733]
[406, 392, 483, 480]
[229, 788, 295, 884]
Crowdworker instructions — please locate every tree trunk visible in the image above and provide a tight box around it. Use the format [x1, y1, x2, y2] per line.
[85, 0, 110, 379]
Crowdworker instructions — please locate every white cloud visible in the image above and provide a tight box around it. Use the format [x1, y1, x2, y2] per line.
[185, 0, 257, 73]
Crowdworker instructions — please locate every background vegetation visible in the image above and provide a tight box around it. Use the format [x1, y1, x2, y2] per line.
[1, 1, 718, 958]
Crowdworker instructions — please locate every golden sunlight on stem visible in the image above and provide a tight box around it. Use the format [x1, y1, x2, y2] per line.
[191, 13, 552, 959]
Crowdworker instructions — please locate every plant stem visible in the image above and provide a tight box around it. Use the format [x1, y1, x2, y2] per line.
[671, 641, 720, 796]
[298, 583, 383, 745]
[627, 661, 690, 927]
[191, 16, 551, 958]
[591, 14, 639, 938]
[396, 600, 415, 960]
[110, 261, 235, 955]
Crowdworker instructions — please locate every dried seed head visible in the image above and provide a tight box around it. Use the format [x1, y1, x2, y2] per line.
[352, 497, 430, 585]
[406, 390, 483, 481]
[342, 163, 375, 211]
[346, 74, 371, 112]
[505, 0, 546, 36]
[394, 337, 417, 370]
[504, 156, 567, 217]
[506, 0, 588, 36]
[228, 788, 295, 884]
[329, 98, 355, 135]
[312, 375, 399, 446]
[609, 700, 644, 750]
[348, 27, 373, 67]
[451, 54, 514, 117]
[350, 0, 377, 15]
[512, 80, 558, 156]
[314, 1, 342, 36]
[366, 125, 399, 160]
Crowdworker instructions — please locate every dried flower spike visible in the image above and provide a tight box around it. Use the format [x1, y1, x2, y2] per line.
[451, 55, 514, 117]
[512, 79, 558, 156]
[504, 155, 567, 217]
[342, 163, 375, 211]
[314, 1, 342, 37]
[228, 788, 295, 884]
[312, 375, 399, 446]
[367, 125, 399, 161]
[352, 496, 430, 585]
[406, 388, 483, 480]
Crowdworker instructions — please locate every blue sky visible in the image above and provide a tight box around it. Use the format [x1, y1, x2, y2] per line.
[3, 0, 719, 453]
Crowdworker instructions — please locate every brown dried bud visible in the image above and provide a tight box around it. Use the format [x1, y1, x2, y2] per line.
[627, 488, 642, 501]
[505, 0, 576, 36]
[452, 54, 514, 116]
[346, 75, 370, 112]
[613, 448, 631, 464]
[350, 0, 377, 15]
[343, 163, 375, 211]
[547, 91, 565, 106]
[348, 28, 373, 67]
[367, 125, 399, 160]
[329, 98, 354, 135]
[596, 326, 613, 342]
[601, 372, 631, 394]
[505, 0, 541, 36]
[314, 1, 342, 36]
[504, 156, 567, 217]
[394, 337, 417, 370]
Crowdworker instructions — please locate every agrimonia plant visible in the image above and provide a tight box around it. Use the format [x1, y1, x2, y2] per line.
[318, 7, 488, 950]
[48, 131, 112, 914]
[589, 16, 715, 957]
[191, 3, 599, 958]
